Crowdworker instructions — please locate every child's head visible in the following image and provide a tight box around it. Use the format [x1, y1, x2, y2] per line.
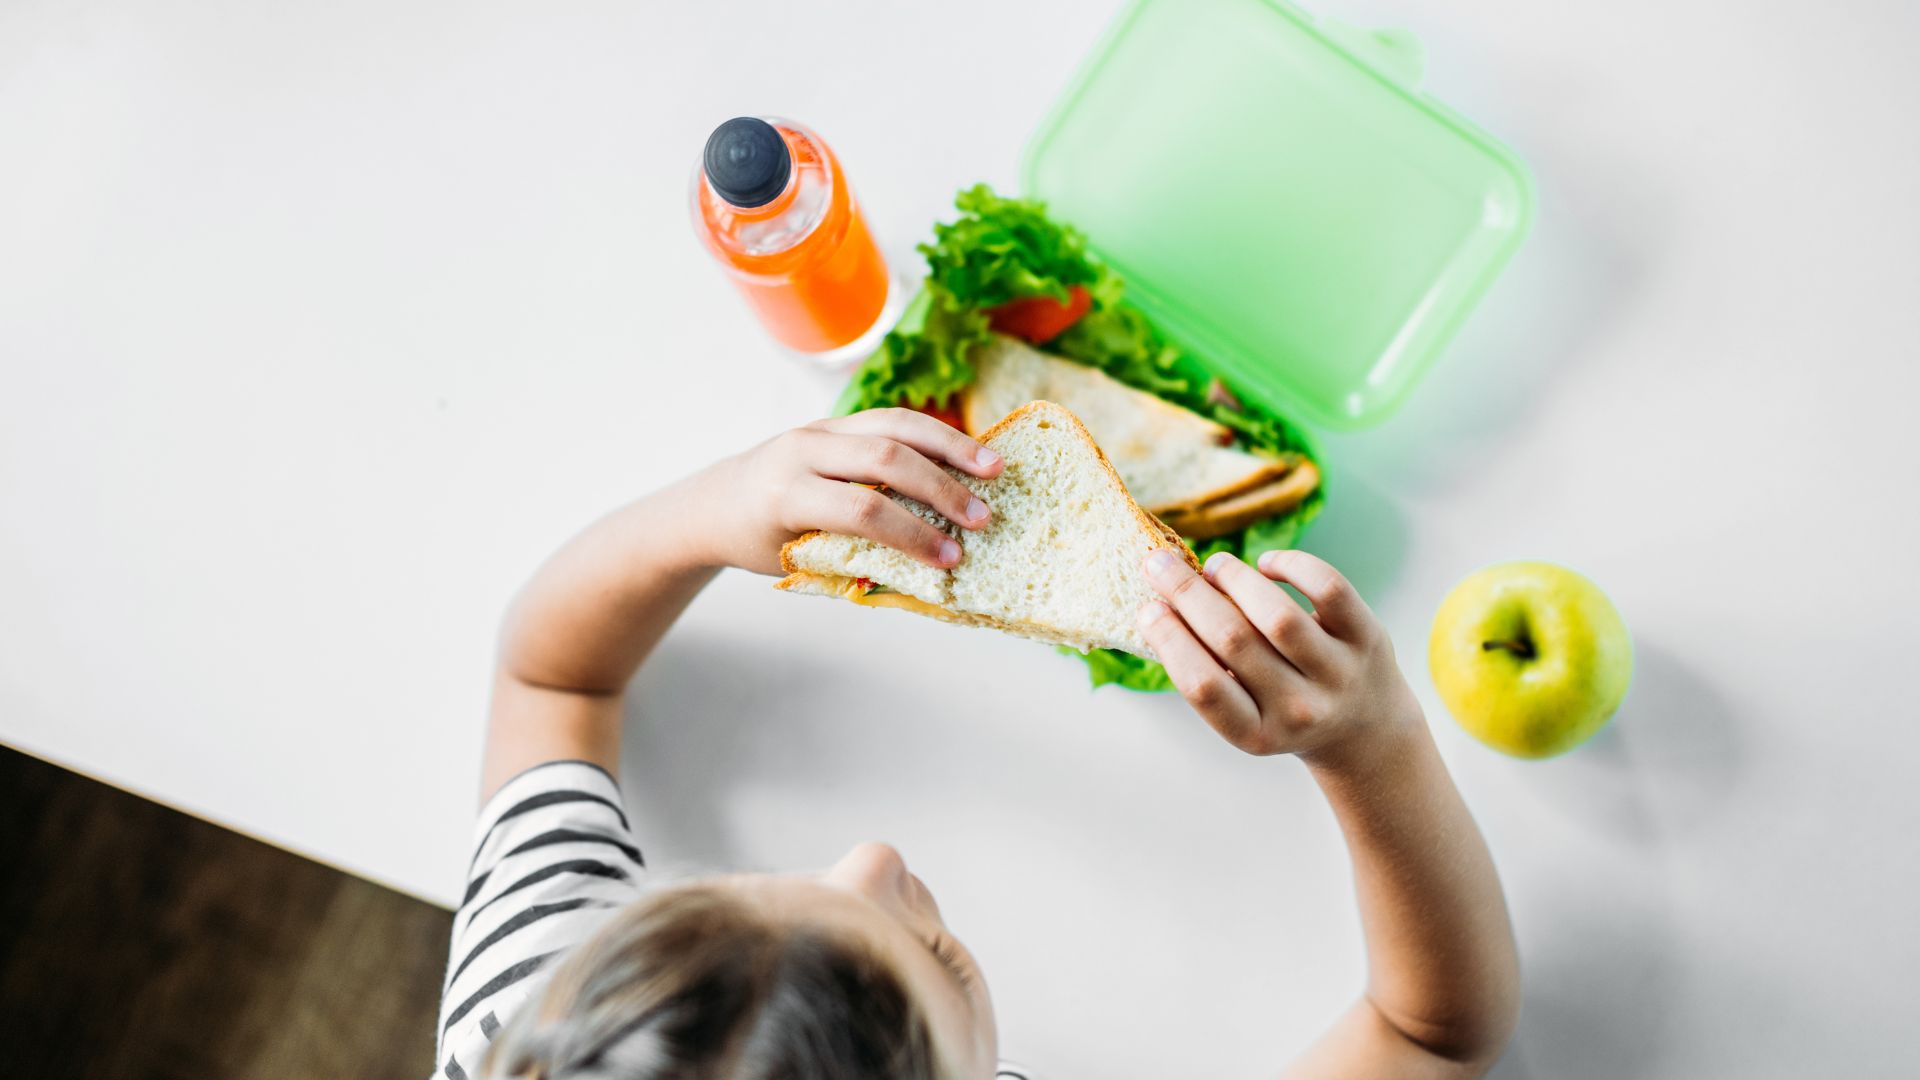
[484, 842, 997, 1079]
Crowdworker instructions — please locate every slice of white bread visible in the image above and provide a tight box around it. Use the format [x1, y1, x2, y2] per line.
[961, 335, 1296, 513]
[776, 401, 1199, 657]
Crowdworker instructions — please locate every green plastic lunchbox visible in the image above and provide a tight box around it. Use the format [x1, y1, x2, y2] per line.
[1022, 0, 1534, 430]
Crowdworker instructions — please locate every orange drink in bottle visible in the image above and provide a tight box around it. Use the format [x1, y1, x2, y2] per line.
[691, 117, 897, 362]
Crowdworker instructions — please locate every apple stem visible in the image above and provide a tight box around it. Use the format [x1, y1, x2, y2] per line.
[1482, 638, 1535, 659]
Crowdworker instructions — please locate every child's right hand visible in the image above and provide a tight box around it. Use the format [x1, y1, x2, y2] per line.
[705, 408, 1006, 577]
[1137, 549, 1421, 765]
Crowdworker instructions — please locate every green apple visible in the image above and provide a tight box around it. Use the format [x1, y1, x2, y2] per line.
[1428, 561, 1632, 759]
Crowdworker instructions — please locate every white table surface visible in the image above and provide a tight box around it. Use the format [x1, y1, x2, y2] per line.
[4, 1, 1916, 1075]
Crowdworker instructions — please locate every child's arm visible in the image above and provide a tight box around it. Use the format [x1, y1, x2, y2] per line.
[1136, 549, 1520, 1079]
[482, 409, 1004, 799]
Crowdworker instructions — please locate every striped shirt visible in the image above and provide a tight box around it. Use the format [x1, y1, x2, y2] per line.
[434, 762, 645, 1080]
[431, 760, 1041, 1080]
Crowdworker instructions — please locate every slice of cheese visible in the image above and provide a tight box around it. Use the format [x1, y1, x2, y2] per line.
[850, 587, 956, 619]
[782, 571, 987, 620]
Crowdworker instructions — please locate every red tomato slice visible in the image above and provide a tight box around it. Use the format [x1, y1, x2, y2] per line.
[986, 285, 1093, 344]
[907, 395, 966, 431]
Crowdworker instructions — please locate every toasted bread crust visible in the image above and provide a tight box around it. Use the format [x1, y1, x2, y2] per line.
[1151, 514, 1187, 552]
[774, 401, 1196, 657]
[960, 345, 1232, 444]
[1161, 460, 1322, 540]
[963, 338, 1281, 515]
[777, 570, 1150, 655]
[1145, 453, 1303, 516]
[778, 531, 822, 575]
[781, 401, 1199, 575]
[775, 571, 990, 624]
[975, 401, 1202, 573]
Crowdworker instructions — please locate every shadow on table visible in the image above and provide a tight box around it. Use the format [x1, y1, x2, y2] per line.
[1489, 645, 1757, 1078]
[1295, 464, 1411, 607]
[1530, 641, 1746, 843]
[1489, 877, 1678, 1080]
[617, 632, 796, 869]
[616, 628, 936, 872]
[1489, 891, 1790, 1080]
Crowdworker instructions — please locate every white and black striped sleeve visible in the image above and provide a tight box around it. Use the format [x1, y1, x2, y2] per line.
[432, 761, 645, 1080]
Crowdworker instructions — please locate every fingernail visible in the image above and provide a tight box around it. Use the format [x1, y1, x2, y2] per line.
[1144, 549, 1175, 577]
[1257, 550, 1285, 572]
[974, 447, 1000, 469]
[965, 497, 988, 524]
[939, 539, 961, 565]
[1203, 551, 1234, 580]
[1138, 600, 1169, 627]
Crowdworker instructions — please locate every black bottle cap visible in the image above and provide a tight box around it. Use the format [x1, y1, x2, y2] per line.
[703, 117, 791, 208]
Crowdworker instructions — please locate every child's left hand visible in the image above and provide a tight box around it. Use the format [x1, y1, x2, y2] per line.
[703, 408, 1006, 577]
[1137, 549, 1420, 765]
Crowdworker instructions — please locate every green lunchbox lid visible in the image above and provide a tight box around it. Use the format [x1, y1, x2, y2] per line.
[1022, 0, 1534, 430]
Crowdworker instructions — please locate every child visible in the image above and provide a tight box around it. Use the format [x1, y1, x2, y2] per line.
[434, 408, 1519, 1080]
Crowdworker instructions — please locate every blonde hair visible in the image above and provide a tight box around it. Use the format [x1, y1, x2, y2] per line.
[482, 883, 938, 1079]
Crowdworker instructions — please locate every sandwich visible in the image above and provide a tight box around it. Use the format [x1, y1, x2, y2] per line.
[777, 400, 1200, 657]
[960, 334, 1320, 539]
[826, 185, 1325, 690]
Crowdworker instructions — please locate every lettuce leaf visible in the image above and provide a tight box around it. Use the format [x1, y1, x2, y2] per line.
[838, 185, 1325, 692]
[922, 184, 1107, 306]
[1064, 644, 1177, 692]
[837, 185, 1116, 414]
[839, 286, 988, 413]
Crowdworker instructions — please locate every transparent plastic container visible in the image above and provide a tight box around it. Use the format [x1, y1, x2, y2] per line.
[1022, 0, 1534, 429]
[692, 117, 900, 364]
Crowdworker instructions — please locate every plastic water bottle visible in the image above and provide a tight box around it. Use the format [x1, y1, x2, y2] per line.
[691, 117, 898, 364]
